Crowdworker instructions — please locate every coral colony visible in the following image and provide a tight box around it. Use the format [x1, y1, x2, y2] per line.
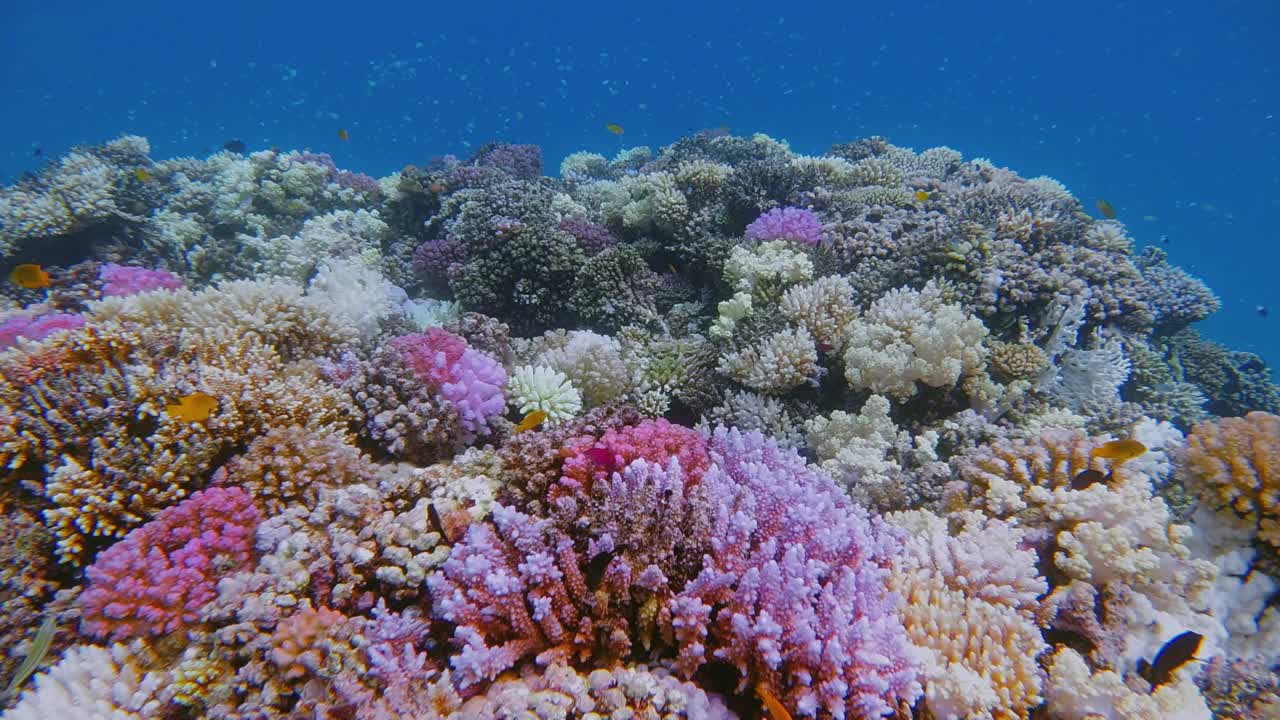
[1, 132, 1279, 720]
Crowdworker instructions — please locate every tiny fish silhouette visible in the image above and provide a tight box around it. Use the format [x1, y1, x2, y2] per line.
[223, 139, 246, 154]
[605, 123, 624, 135]
[1096, 198, 1116, 219]
[427, 503, 449, 543]
[338, 128, 350, 141]
[1258, 306, 1269, 318]
[585, 546, 623, 590]
[1137, 630, 1204, 688]
[1071, 468, 1109, 490]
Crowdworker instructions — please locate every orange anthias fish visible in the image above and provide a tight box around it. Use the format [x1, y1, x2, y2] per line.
[338, 128, 350, 141]
[605, 123, 624, 135]
[1096, 198, 1116, 219]
[514, 409, 548, 433]
[1090, 438, 1147, 465]
[756, 683, 793, 720]
[8, 264, 50, 289]
[166, 392, 219, 422]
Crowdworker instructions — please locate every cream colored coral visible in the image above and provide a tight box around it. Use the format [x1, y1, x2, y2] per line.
[508, 365, 583, 423]
[4, 642, 169, 720]
[536, 330, 631, 409]
[1183, 412, 1280, 548]
[718, 327, 819, 393]
[781, 275, 857, 351]
[251, 208, 388, 282]
[842, 281, 988, 399]
[887, 510, 1047, 720]
[1044, 647, 1210, 720]
[723, 240, 814, 295]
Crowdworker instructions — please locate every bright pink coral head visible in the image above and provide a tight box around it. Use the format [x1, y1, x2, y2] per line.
[0, 312, 85, 349]
[79, 486, 261, 641]
[744, 206, 825, 246]
[389, 329, 507, 439]
[98, 263, 184, 297]
[559, 418, 710, 498]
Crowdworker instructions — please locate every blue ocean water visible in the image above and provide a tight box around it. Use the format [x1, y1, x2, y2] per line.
[2, 0, 1276, 364]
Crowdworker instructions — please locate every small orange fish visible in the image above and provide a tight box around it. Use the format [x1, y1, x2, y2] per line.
[166, 392, 219, 422]
[8, 264, 50, 289]
[514, 409, 548, 433]
[605, 123, 624, 135]
[1090, 438, 1146, 465]
[756, 683, 792, 720]
[1096, 198, 1116, 219]
[133, 168, 151, 182]
[914, 190, 930, 202]
[428, 182, 445, 193]
[338, 128, 350, 141]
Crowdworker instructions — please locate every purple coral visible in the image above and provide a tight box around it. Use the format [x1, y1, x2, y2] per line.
[412, 235, 467, 282]
[0, 312, 85, 349]
[473, 143, 544, 180]
[390, 330, 506, 438]
[294, 151, 379, 193]
[668, 427, 921, 719]
[558, 217, 618, 255]
[79, 486, 261, 641]
[744, 206, 826, 246]
[98, 263, 184, 297]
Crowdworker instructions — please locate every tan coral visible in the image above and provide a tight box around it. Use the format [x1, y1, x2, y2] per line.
[1183, 412, 1280, 547]
[989, 341, 1049, 382]
[888, 510, 1047, 720]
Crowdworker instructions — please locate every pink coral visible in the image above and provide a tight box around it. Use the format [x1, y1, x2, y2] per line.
[558, 418, 709, 500]
[79, 486, 261, 640]
[98, 263, 184, 297]
[0, 312, 85, 349]
[390, 330, 507, 439]
[744, 206, 825, 246]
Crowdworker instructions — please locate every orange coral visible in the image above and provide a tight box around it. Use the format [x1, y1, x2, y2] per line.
[270, 606, 350, 681]
[1184, 412, 1280, 547]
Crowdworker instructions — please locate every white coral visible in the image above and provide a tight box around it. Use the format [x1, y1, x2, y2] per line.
[780, 275, 857, 351]
[3, 643, 169, 720]
[537, 331, 630, 408]
[306, 261, 407, 344]
[723, 240, 814, 295]
[718, 327, 820, 393]
[253, 208, 388, 282]
[508, 365, 582, 423]
[1044, 647, 1210, 720]
[842, 281, 988, 399]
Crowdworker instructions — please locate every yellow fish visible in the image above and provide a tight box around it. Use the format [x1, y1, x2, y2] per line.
[1096, 198, 1116, 219]
[514, 409, 548, 433]
[166, 392, 219, 422]
[914, 190, 930, 202]
[8, 264, 50, 289]
[1091, 438, 1146, 465]
[338, 128, 350, 141]
[756, 683, 793, 720]
[605, 123, 624, 135]
[134, 168, 151, 182]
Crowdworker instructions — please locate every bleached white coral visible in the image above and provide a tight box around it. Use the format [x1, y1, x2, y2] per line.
[508, 365, 582, 423]
[305, 261, 407, 344]
[0, 150, 122, 255]
[1044, 647, 1210, 720]
[709, 291, 753, 339]
[536, 330, 631, 408]
[402, 297, 461, 330]
[842, 281, 989, 399]
[723, 240, 814, 295]
[4, 642, 169, 720]
[595, 172, 689, 233]
[559, 151, 610, 184]
[718, 327, 820, 393]
[1051, 332, 1131, 410]
[780, 275, 857, 351]
[252, 208, 388, 282]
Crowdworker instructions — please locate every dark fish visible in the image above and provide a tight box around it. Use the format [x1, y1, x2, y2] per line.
[4, 614, 57, 698]
[427, 503, 449, 543]
[223, 139, 247, 154]
[1259, 306, 1269, 318]
[585, 545, 625, 590]
[1071, 469, 1109, 490]
[31, 147, 42, 157]
[1137, 630, 1204, 688]
[1160, 234, 1170, 245]
[1096, 198, 1116, 219]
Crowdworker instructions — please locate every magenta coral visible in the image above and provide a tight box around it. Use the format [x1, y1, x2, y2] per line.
[98, 263, 184, 297]
[390, 330, 507, 439]
[0, 312, 85, 349]
[79, 486, 261, 641]
[668, 426, 921, 719]
[558, 418, 710, 500]
[744, 206, 825, 246]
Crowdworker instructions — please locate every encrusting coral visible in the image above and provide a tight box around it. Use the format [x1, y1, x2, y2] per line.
[3, 130, 1280, 720]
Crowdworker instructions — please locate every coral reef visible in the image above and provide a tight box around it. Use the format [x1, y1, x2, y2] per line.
[2, 130, 1278, 720]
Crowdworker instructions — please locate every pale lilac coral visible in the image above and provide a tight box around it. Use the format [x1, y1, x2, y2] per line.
[79, 486, 261, 641]
[98, 263, 183, 297]
[744, 206, 825, 246]
[0, 312, 85, 349]
[669, 427, 921, 719]
[391, 329, 507, 439]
